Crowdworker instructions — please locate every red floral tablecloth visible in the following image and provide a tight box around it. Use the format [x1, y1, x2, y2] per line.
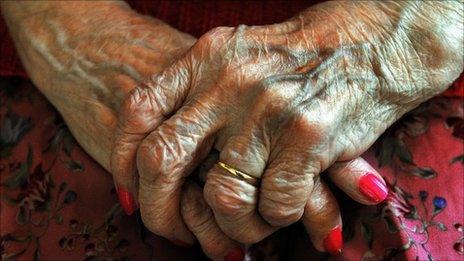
[1, 1, 463, 260]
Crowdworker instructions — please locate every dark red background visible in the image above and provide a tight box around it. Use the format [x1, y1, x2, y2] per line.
[0, 0, 461, 93]
[0, 0, 321, 77]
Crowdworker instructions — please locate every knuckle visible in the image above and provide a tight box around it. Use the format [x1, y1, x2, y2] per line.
[136, 130, 180, 184]
[265, 166, 310, 185]
[125, 87, 151, 116]
[196, 26, 233, 51]
[284, 117, 333, 164]
[259, 188, 305, 226]
[262, 165, 313, 194]
[204, 182, 248, 218]
[123, 87, 147, 112]
[220, 141, 267, 178]
[147, 65, 189, 105]
[119, 87, 161, 133]
[258, 168, 312, 226]
[210, 193, 243, 217]
[256, 76, 305, 124]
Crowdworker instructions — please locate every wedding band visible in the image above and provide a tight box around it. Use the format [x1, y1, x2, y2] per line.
[216, 161, 260, 186]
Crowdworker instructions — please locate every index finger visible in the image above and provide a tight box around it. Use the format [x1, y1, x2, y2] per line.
[111, 57, 192, 214]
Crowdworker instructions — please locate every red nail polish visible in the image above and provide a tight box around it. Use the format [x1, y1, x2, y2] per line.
[359, 173, 388, 203]
[116, 186, 136, 215]
[225, 247, 244, 261]
[323, 226, 343, 255]
[171, 239, 191, 248]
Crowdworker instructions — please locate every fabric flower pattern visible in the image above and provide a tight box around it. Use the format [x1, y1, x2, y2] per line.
[0, 113, 33, 158]
[1, 73, 463, 260]
[432, 197, 447, 215]
[454, 223, 464, 255]
[0, 79, 139, 260]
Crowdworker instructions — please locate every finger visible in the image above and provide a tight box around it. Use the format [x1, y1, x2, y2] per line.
[258, 121, 326, 227]
[327, 157, 388, 205]
[204, 126, 277, 244]
[258, 146, 316, 227]
[181, 181, 245, 261]
[301, 178, 343, 255]
[111, 58, 192, 214]
[137, 98, 222, 245]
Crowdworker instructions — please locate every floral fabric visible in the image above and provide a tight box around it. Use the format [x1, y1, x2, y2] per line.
[1, 1, 463, 260]
[1, 75, 463, 260]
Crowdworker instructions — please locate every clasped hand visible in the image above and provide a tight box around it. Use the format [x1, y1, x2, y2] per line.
[110, 2, 462, 259]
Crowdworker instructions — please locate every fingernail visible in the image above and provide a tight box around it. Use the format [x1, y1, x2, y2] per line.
[359, 173, 388, 203]
[116, 186, 136, 215]
[170, 239, 192, 248]
[323, 226, 343, 255]
[225, 247, 244, 261]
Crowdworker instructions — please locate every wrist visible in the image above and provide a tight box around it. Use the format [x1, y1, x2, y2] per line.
[2, 1, 196, 170]
[371, 1, 463, 105]
[3, 1, 195, 109]
[281, 1, 462, 104]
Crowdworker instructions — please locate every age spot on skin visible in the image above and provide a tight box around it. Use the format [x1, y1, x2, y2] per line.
[411, 28, 447, 70]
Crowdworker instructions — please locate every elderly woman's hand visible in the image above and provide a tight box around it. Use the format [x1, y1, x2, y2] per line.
[1, 1, 244, 259]
[111, 0, 463, 255]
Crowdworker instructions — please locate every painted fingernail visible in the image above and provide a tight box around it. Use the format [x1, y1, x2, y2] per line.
[116, 186, 136, 215]
[323, 226, 343, 255]
[359, 173, 388, 203]
[170, 239, 192, 248]
[225, 247, 244, 261]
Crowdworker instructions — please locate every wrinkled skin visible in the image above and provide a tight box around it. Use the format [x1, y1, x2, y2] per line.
[2, 1, 462, 260]
[111, 0, 463, 254]
[3, 1, 379, 258]
[1, 1, 242, 259]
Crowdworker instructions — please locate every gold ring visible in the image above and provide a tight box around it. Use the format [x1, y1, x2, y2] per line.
[216, 161, 260, 186]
